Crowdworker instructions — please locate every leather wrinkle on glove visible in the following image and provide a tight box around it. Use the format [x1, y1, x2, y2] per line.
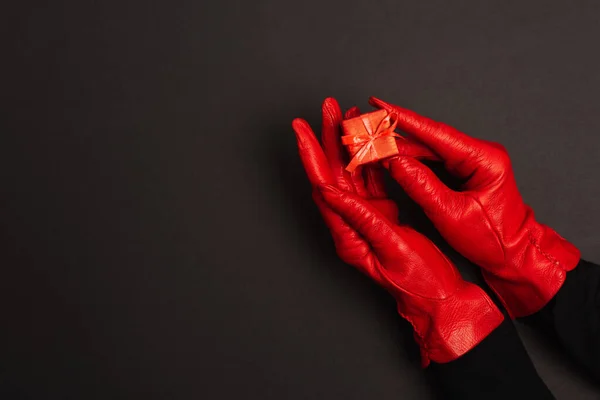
[292, 97, 503, 367]
[369, 96, 581, 319]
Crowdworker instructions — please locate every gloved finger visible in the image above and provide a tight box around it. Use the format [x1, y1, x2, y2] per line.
[369, 97, 481, 177]
[368, 198, 399, 223]
[318, 184, 409, 261]
[292, 118, 334, 187]
[394, 137, 440, 161]
[313, 189, 361, 246]
[386, 156, 460, 215]
[321, 98, 368, 196]
[363, 165, 387, 199]
[313, 190, 383, 283]
[344, 106, 361, 119]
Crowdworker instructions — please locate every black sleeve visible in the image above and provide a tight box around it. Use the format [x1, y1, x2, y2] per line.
[523, 259, 600, 381]
[428, 318, 555, 399]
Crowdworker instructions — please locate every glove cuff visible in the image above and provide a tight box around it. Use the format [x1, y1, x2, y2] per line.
[483, 215, 580, 318]
[397, 281, 504, 367]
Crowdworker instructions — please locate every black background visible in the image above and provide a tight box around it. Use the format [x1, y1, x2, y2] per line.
[3, 1, 600, 399]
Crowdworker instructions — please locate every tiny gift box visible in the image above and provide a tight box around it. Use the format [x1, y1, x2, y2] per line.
[341, 109, 400, 172]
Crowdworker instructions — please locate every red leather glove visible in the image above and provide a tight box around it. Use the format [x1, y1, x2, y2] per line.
[292, 98, 503, 366]
[370, 96, 581, 318]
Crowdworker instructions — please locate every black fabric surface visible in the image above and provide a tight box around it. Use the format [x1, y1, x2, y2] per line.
[3, 1, 600, 399]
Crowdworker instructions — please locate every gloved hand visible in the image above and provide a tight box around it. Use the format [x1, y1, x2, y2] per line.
[370, 96, 581, 318]
[292, 97, 503, 366]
